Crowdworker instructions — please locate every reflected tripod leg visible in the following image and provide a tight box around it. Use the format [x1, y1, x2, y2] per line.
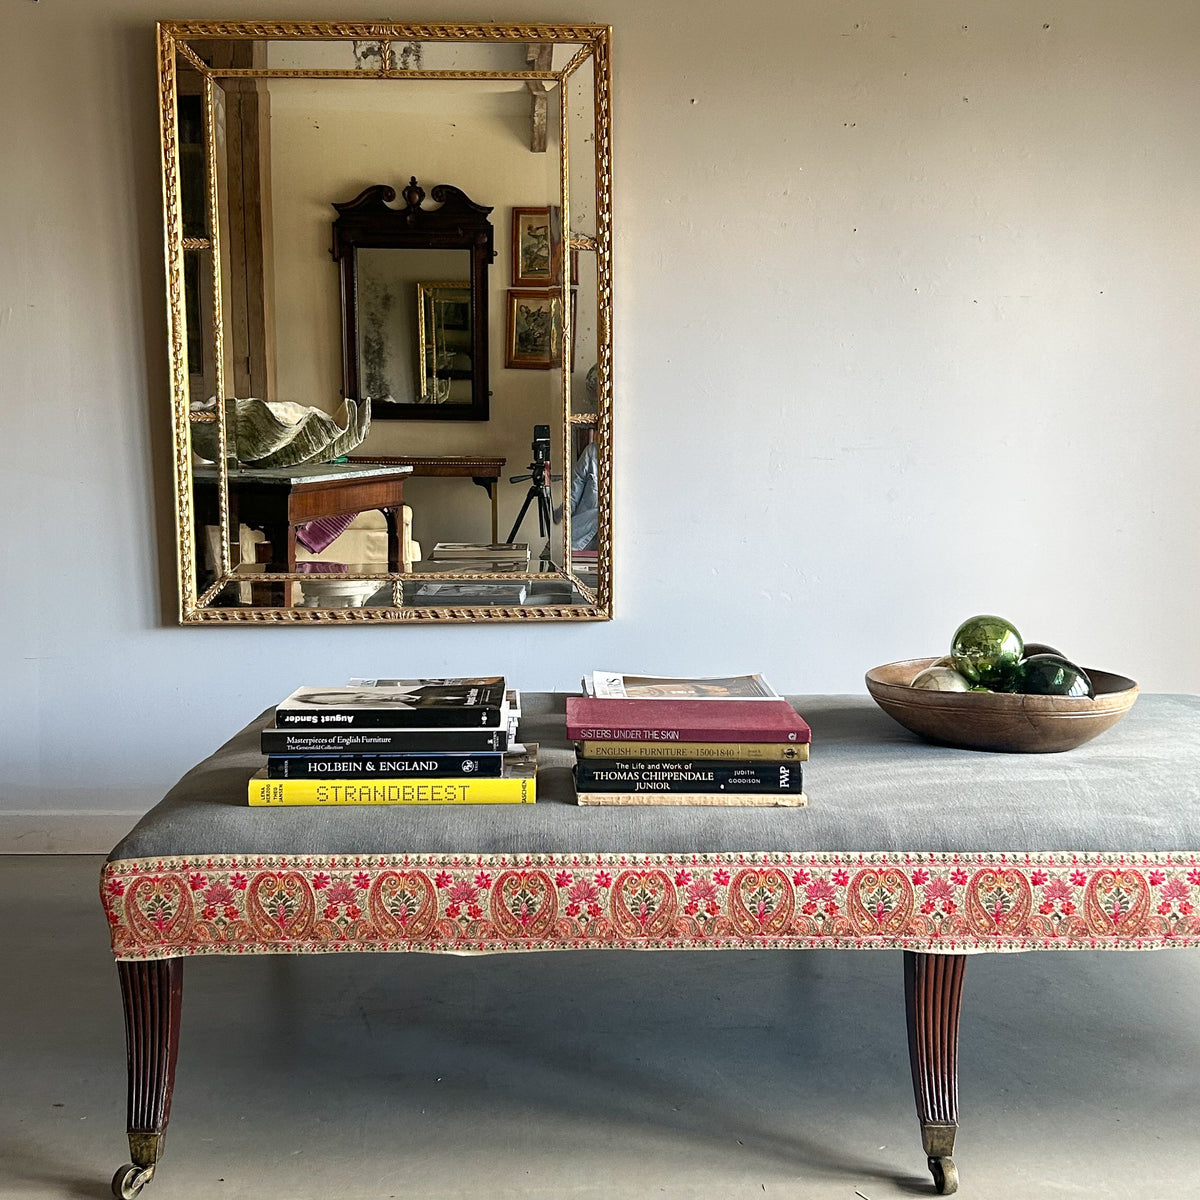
[904, 951, 966, 1195]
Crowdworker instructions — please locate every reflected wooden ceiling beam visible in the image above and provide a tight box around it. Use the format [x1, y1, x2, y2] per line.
[525, 43, 553, 152]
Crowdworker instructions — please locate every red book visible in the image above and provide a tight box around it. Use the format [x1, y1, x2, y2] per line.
[566, 697, 811, 744]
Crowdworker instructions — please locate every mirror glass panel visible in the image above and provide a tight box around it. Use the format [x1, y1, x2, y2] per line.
[160, 22, 612, 622]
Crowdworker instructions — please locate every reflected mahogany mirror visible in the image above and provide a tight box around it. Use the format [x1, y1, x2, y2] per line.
[331, 178, 493, 421]
[158, 21, 613, 623]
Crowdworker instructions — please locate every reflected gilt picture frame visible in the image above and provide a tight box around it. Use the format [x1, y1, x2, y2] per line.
[505, 289, 561, 370]
[511, 206, 561, 287]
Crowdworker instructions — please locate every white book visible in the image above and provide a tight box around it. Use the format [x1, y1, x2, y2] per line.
[587, 672, 780, 700]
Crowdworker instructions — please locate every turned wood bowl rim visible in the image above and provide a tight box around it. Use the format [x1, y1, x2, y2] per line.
[865, 656, 1139, 715]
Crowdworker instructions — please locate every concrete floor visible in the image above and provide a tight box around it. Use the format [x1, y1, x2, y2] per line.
[2, 856, 1198, 1200]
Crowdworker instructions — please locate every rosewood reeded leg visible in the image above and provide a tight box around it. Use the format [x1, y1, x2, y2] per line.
[112, 959, 183, 1199]
[904, 951, 966, 1195]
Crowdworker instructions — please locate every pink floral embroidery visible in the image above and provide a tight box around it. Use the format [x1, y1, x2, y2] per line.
[924, 878, 954, 903]
[202, 881, 234, 906]
[100, 853, 1200, 959]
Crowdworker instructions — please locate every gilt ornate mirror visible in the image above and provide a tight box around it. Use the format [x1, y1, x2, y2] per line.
[159, 21, 613, 623]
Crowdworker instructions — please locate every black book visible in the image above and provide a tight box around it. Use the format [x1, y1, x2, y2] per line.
[274, 678, 506, 729]
[266, 751, 504, 779]
[261, 725, 510, 754]
[573, 757, 804, 794]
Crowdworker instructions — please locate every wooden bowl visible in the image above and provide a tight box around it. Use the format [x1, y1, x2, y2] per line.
[865, 657, 1139, 753]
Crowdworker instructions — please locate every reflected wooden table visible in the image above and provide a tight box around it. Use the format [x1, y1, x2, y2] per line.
[349, 454, 506, 543]
[194, 462, 413, 571]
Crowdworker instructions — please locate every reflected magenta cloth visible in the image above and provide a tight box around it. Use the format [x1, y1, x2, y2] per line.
[294, 514, 356, 553]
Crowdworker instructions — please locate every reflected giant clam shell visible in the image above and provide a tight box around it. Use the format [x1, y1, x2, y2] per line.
[191, 397, 371, 468]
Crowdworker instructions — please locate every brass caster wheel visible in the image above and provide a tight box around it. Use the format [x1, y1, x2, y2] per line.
[112, 1163, 155, 1199]
[929, 1155, 958, 1195]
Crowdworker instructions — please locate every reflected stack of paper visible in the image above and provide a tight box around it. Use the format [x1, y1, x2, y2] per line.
[413, 544, 533, 605]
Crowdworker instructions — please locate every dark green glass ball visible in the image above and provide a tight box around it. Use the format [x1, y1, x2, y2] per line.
[1022, 642, 1063, 659]
[1014, 653, 1094, 698]
[950, 614, 1024, 686]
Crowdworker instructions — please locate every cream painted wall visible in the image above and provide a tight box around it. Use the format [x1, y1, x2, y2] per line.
[266, 83, 561, 545]
[2, 1, 1199, 847]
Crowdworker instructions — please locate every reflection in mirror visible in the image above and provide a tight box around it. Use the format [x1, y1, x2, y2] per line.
[331, 179, 493, 420]
[417, 280, 473, 402]
[161, 22, 612, 622]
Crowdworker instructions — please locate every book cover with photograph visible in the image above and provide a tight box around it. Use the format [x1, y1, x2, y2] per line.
[588, 672, 780, 700]
[275, 678, 507, 728]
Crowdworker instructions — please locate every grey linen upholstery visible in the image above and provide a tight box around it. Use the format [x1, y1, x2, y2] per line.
[109, 693, 1200, 861]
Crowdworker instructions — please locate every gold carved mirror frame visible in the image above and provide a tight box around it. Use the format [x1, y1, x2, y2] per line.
[158, 21, 613, 623]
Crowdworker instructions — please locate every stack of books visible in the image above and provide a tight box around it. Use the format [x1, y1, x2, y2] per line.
[251, 678, 535, 805]
[428, 542, 531, 569]
[566, 673, 810, 806]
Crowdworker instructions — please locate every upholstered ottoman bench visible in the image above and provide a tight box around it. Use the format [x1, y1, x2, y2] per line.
[101, 693, 1200, 1197]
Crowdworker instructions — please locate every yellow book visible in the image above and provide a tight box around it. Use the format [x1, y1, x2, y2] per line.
[248, 745, 537, 806]
[577, 740, 809, 762]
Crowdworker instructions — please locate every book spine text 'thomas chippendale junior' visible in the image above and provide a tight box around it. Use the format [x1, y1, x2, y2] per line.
[573, 759, 803, 793]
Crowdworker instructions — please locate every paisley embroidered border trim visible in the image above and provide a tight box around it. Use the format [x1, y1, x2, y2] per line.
[101, 851, 1200, 960]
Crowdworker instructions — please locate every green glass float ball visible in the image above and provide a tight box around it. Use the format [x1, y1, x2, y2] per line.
[950, 614, 1024, 686]
[911, 665, 973, 692]
[1022, 642, 1063, 659]
[1015, 653, 1094, 698]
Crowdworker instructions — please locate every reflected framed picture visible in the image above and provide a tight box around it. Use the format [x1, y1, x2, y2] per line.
[512, 205, 562, 287]
[416, 281, 473, 400]
[505, 289, 561, 370]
